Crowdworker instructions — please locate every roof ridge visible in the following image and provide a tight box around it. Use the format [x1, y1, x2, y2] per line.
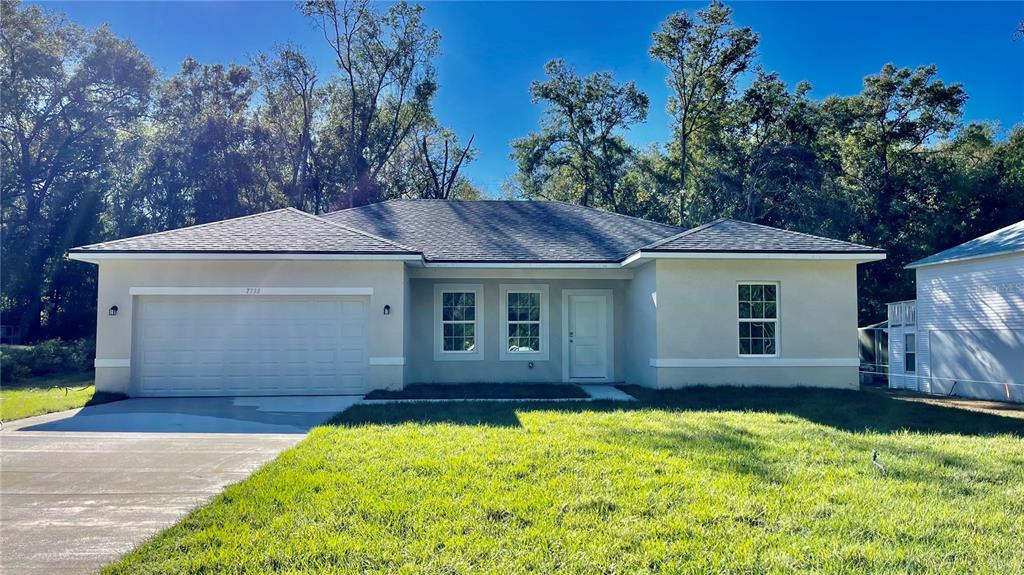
[548, 200, 683, 233]
[718, 218, 880, 250]
[326, 199, 685, 236]
[71, 208, 295, 251]
[322, 199, 391, 217]
[284, 207, 420, 253]
[637, 218, 728, 251]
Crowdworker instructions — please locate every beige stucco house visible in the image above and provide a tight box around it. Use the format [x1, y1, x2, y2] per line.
[69, 200, 885, 397]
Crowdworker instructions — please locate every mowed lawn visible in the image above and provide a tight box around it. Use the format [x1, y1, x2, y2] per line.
[104, 387, 1024, 574]
[0, 372, 122, 421]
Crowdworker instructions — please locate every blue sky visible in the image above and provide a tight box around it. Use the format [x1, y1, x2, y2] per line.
[43, 1, 1024, 195]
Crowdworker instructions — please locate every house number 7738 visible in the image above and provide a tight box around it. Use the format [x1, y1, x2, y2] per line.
[245, 288, 261, 295]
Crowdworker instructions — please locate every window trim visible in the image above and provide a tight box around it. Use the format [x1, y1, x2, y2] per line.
[903, 332, 916, 373]
[499, 284, 550, 361]
[433, 284, 484, 361]
[737, 281, 780, 358]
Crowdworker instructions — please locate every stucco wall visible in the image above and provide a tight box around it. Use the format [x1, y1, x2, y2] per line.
[625, 262, 657, 388]
[650, 258, 860, 389]
[91, 259, 407, 395]
[406, 277, 628, 384]
[87, 256, 865, 393]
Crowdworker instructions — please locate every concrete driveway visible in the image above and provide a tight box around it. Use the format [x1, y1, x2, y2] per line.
[0, 396, 361, 574]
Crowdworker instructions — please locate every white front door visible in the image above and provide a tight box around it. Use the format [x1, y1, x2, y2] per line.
[567, 293, 610, 380]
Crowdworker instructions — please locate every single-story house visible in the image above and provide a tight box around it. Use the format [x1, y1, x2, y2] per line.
[69, 200, 885, 397]
[888, 219, 1024, 402]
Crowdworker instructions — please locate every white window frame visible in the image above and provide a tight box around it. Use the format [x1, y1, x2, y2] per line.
[433, 284, 484, 361]
[903, 332, 916, 373]
[499, 284, 549, 361]
[737, 281, 780, 358]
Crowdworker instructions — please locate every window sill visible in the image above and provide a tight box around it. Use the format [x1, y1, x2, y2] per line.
[499, 351, 550, 362]
[433, 351, 484, 362]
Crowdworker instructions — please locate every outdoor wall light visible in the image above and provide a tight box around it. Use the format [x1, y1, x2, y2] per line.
[383, 305, 391, 316]
[108, 305, 119, 317]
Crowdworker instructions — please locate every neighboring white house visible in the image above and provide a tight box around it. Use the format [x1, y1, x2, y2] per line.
[68, 200, 885, 398]
[888, 220, 1024, 402]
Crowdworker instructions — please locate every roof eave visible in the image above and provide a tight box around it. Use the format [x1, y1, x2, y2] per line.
[68, 251, 423, 263]
[905, 248, 1023, 269]
[622, 250, 886, 266]
[419, 259, 624, 268]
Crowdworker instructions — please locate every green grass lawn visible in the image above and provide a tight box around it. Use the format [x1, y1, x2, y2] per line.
[364, 382, 589, 400]
[104, 387, 1024, 574]
[0, 372, 123, 422]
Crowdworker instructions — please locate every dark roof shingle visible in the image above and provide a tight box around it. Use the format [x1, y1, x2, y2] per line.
[643, 218, 883, 254]
[322, 200, 682, 262]
[69, 202, 883, 261]
[70, 208, 417, 254]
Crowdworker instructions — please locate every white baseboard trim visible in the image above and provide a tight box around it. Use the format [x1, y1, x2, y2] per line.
[650, 358, 859, 368]
[94, 358, 131, 368]
[369, 357, 406, 366]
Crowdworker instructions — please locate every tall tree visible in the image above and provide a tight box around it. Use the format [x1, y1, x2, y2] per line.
[302, 0, 439, 207]
[253, 45, 321, 212]
[153, 58, 266, 225]
[688, 72, 835, 232]
[511, 59, 649, 212]
[361, 123, 479, 200]
[1, 0, 156, 340]
[650, 0, 758, 225]
[824, 63, 969, 319]
[417, 129, 475, 199]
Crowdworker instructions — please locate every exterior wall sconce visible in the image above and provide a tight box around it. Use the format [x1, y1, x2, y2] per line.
[383, 305, 391, 316]
[108, 305, 119, 316]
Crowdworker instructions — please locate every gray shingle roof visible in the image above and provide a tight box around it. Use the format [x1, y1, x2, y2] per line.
[907, 219, 1024, 268]
[69, 208, 417, 254]
[643, 218, 883, 254]
[321, 200, 683, 262]
[70, 202, 883, 262]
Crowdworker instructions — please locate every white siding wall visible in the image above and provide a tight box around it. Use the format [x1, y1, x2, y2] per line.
[886, 302, 916, 391]
[915, 252, 1024, 401]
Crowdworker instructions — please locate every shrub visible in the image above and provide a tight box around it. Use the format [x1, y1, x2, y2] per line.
[0, 352, 31, 381]
[0, 338, 95, 382]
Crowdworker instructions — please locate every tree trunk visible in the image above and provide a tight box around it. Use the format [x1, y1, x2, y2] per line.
[14, 245, 48, 342]
[678, 132, 688, 226]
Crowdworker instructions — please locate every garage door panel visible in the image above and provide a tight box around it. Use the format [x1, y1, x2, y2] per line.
[338, 348, 362, 363]
[342, 300, 365, 315]
[134, 295, 369, 396]
[340, 374, 364, 388]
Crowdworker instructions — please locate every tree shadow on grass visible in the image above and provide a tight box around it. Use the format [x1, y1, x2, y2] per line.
[616, 385, 1024, 437]
[329, 400, 526, 428]
[331, 386, 1024, 437]
[326, 388, 1024, 494]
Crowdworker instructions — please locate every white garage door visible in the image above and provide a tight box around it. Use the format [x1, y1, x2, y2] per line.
[133, 295, 369, 396]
